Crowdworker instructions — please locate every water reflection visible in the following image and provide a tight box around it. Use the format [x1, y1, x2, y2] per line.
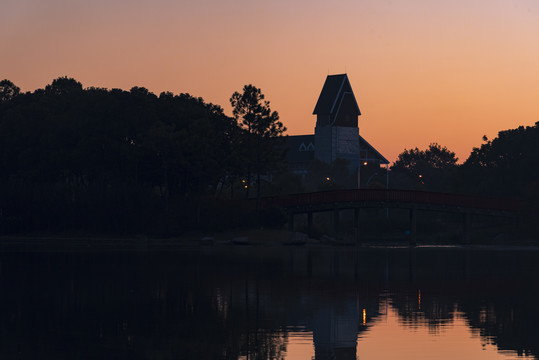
[0, 246, 538, 359]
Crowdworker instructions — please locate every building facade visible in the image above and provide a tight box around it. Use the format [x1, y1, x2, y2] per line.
[288, 74, 389, 186]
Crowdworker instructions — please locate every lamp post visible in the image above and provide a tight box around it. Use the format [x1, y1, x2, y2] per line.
[357, 158, 361, 189]
[358, 160, 368, 189]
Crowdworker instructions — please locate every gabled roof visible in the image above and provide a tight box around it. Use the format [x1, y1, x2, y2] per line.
[313, 74, 361, 116]
[359, 135, 389, 165]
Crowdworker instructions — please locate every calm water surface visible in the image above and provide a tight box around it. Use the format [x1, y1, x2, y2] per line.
[0, 245, 538, 359]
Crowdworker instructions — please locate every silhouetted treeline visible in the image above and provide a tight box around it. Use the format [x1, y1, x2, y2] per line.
[391, 127, 539, 203]
[387, 126, 539, 234]
[459, 125, 539, 202]
[390, 143, 458, 192]
[1, 77, 537, 236]
[0, 78, 285, 235]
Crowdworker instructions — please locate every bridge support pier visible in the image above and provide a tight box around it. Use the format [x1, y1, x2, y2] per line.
[409, 207, 417, 246]
[354, 208, 361, 245]
[288, 213, 294, 232]
[307, 212, 313, 238]
[333, 206, 340, 233]
[463, 212, 472, 244]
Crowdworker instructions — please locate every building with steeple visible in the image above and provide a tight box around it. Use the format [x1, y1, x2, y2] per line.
[288, 74, 389, 186]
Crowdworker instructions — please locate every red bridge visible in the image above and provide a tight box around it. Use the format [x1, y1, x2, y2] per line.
[261, 189, 524, 244]
[261, 189, 523, 212]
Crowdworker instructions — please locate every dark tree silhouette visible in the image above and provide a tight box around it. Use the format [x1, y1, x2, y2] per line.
[45, 77, 83, 95]
[391, 143, 458, 192]
[0, 77, 247, 234]
[230, 85, 286, 204]
[459, 122, 539, 202]
[0, 79, 20, 102]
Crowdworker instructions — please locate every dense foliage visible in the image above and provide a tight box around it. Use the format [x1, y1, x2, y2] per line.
[390, 126, 539, 211]
[0, 77, 285, 235]
[459, 123, 539, 204]
[390, 143, 458, 192]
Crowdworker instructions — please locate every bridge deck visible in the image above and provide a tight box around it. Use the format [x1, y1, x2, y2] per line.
[261, 189, 523, 213]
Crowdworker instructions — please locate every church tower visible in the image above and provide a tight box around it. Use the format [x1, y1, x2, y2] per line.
[313, 74, 362, 168]
[286, 73, 388, 180]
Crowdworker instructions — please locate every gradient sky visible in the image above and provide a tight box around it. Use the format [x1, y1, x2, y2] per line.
[2, 0, 538, 163]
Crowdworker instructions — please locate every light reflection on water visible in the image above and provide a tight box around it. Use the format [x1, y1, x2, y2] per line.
[357, 307, 532, 360]
[206, 246, 539, 360]
[0, 246, 538, 359]
[284, 331, 314, 359]
[284, 304, 534, 360]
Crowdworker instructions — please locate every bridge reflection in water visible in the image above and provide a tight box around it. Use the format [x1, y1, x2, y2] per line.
[211, 247, 539, 360]
[0, 247, 537, 359]
[261, 189, 524, 244]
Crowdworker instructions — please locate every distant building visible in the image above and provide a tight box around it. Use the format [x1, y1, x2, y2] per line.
[287, 74, 389, 186]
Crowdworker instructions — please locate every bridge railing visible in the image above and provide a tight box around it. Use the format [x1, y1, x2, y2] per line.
[260, 189, 524, 212]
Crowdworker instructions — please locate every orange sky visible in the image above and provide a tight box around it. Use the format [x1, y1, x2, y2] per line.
[2, 0, 538, 163]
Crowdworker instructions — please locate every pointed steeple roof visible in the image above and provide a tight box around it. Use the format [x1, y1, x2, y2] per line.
[313, 74, 361, 116]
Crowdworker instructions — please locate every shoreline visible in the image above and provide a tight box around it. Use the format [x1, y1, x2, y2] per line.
[0, 227, 538, 252]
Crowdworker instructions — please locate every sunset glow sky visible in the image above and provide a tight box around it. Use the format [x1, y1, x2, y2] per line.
[2, 0, 538, 162]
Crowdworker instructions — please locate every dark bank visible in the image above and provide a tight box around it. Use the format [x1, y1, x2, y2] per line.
[1, 77, 538, 242]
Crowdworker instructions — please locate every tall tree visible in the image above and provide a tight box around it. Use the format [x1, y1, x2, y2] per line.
[230, 85, 286, 203]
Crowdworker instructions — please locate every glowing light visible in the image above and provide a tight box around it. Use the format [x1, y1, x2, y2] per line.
[418, 174, 423, 178]
[418, 290, 421, 310]
[363, 308, 367, 325]
[244, 185, 248, 189]
[363, 162, 368, 166]
[326, 177, 330, 181]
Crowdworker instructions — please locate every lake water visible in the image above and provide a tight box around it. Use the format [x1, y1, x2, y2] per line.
[0, 245, 538, 359]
